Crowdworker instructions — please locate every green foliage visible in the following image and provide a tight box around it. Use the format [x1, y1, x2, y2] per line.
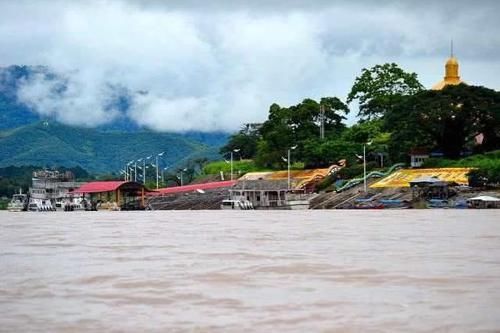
[202, 159, 264, 176]
[220, 125, 260, 159]
[315, 174, 336, 191]
[468, 167, 500, 186]
[256, 98, 349, 168]
[301, 138, 360, 168]
[341, 119, 385, 143]
[347, 63, 424, 119]
[422, 150, 500, 168]
[336, 161, 378, 179]
[0, 198, 9, 210]
[385, 84, 500, 159]
[0, 122, 221, 173]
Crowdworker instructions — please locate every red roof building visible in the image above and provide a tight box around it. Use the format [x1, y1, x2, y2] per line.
[72, 181, 128, 193]
[72, 181, 150, 210]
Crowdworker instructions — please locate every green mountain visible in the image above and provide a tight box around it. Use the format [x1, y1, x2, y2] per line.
[0, 121, 222, 173]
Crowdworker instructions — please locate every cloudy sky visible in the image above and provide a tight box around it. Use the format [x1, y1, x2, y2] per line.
[1, 0, 499, 132]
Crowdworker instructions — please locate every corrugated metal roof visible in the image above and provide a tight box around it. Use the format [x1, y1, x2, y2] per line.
[72, 181, 128, 193]
[150, 180, 236, 196]
[235, 168, 331, 191]
[232, 179, 289, 191]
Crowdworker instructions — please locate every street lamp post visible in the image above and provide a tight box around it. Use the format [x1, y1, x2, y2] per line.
[363, 144, 367, 193]
[134, 158, 142, 182]
[287, 145, 297, 190]
[162, 166, 170, 187]
[135, 159, 142, 182]
[230, 148, 240, 181]
[144, 156, 152, 184]
[128, 161, 134, 181]
[156, 152, 164, 189]
[363, 141, 372, 193]
[179, 168, 187, 186]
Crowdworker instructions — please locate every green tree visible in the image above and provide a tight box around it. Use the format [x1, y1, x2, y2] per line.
[347, 63, 424, 119]
[301, 138, 360, 168]
[256, 98, 349, 168]
[220, 125, 260, 159]
[385, 84, 500, 159]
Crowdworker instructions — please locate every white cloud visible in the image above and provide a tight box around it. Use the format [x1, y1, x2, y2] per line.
[1, 0, 500, 132]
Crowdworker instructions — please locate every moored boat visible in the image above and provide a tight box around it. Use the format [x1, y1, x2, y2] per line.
[7, 192, 28, 212]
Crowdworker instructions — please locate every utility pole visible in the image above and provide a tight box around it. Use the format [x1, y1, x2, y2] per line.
[319, 104, 325, 140]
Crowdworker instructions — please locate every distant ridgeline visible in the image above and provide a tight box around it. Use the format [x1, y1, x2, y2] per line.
[0, 65, 229, 173]
[0, 121, 226, 173]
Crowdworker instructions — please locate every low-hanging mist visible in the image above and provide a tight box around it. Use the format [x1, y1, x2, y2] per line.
[1, 0, 499, 132]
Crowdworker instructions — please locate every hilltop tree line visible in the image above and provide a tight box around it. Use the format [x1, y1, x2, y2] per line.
[221, 63, 500, 171]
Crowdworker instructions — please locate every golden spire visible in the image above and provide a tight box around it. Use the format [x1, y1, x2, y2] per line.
[432, 40, 464, 90]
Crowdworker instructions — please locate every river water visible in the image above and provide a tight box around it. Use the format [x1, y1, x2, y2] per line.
[1, 210, 500, 332]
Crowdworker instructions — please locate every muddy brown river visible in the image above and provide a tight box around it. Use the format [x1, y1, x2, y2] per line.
[1, 210, 500, 332]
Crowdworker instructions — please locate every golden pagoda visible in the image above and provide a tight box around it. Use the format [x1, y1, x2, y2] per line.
[432, 41, 464, 90]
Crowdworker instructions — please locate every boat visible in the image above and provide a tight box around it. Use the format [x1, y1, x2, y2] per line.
[221, 199, 254, 210]
[27, 199, 55, 211]
[7, 191, 28, 212]
[27, 169, 85, 212]
[427, 199, 450, 208]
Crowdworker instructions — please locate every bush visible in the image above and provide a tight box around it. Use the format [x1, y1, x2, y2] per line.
[468, 165, 500, 187]
[336, 161, 377, 179]
[316, 174, 335, 191]
[202, 159, 264, 176]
